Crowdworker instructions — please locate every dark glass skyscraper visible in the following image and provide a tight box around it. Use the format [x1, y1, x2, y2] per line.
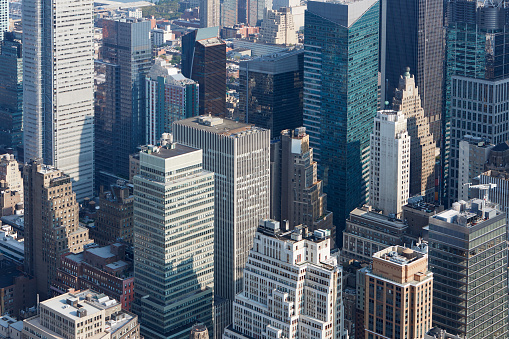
[239, 49, 303, 138]
[182, 27, 226, 116]
[443, 0, 509, 206]
[303, 0, 379, 244]
[381, 0, 444, 141]
[0, 33, 23, 151]
[95, 18, 151, 187]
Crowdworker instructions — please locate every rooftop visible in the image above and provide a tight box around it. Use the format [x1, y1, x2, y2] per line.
[176, 116, 266, 137]
[374, 246, 425, 266]
[257, 219, 331, 244]
[350, 207, 407, 229]
[0, 261, 25, 288]
[434, 199, 502, 227]
[0, 315, 23, 332]
[141, 143, 199, 159]
[405, 196, 440, 214]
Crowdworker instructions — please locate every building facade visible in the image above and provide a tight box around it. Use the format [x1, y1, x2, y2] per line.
[173, 116, 270, 305]
[259, 7, 298, 46]
[182, 28, 226, 116]
[381, 0, 443, 141]
[23, 160, 93, 300]
[23, 0, 95, 200]
[145, 60, 199, 144]
[239, 49, 303, 138]
[392, 70, 436, 201]
[369, 110, 410, 217]
[429, 199, 509, 338]
[224, 220, 345, 339]
[133, 143, 215, 338]
[303, 0, 379, 243]
[96, 18, 152, 187]
[200, 0, 220, 27]
[361, 245, 433, 339]
[0, 34, 23, 150]
[457, 136, 493, 201]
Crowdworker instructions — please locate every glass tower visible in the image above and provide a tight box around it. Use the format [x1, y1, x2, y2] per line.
[429, 199, 509, 338]
[303, 0, 379, 244]
[134, 143, 215, 338]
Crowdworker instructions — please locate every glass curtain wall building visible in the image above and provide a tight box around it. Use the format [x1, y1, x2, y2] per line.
[303, 0, 379, 244]
[443, 0, 509, 206]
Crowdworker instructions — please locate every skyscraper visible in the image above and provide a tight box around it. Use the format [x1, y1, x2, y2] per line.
[443, 0, 509, 206]
[369, 110, 410, 217]
[360, 245, 433, 339]
[259, 7, 298, 46]
[182, 28, 226, 117]
[145, 60, 199, 145]
[23, 0, 95, 200]
[238, 49, 303, 138]
[429, 199, 509, 338]
[221, 0, 238, 27]
[392, 69, 436, 201]
[200, 0, 220, 27]
[23, 160, 93, 300]
[381, 0, 444, 141]
[224, 220, 345, 339]
[96, 18, 152, 188]
[133, 142, 215, 338]
[173, 116, 270, 305]
[0, 33, 23, 150]
[303, 0, 379, 242]
[0, 0, 8, 40]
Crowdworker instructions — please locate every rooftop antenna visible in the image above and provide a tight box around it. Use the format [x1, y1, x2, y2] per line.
[463, 182, 498, 210]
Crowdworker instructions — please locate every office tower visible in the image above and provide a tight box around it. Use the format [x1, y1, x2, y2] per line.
[200, 0, 220, 27]
[173, 116, 270, 304]
[95, 18, 151, 189]
[23, 0, 94, 201]
[239, 0, 271, 26]
[456, 136, 492, 201]
[133, 142, 215, 338]
[359, 245, 433, 339]
[381, 0, 443, 141]
[22, 290, 140, 339]
[277, 127, 333, 232]
[0, 154, 23, 217]
[259, 7, 297, 45]
[429, 199, 509, 338]
[182, 28, 226, 117]
[223, 220, 345, 339]
[0, 0, 7, 40]
[443, 0, 509, 206]
[369, 110, 410, 217]
[53, 243, 134, 311]
[91, 183, 133, 246]
[303, 0, 379, 242]
[271, 0, 305, 31]
[0, 34, 22, 150]
[23, 160, 93, 300]
[145, 60, 199, 145]
[393, 70, 436, 201]
[238, 49, 303, 137]
[221, 0, 238, 27]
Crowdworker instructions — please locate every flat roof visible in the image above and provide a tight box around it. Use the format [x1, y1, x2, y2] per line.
[142, 143, 199, 159]
[87, 246, 116, 259]
[175, 116, 266, 137]
[41, 295, 102, 320]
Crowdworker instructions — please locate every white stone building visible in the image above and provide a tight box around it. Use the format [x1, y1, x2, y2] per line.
[369, 110, 410, 217]
[223, 219, 346, 339]
[260, 7, 298, 46]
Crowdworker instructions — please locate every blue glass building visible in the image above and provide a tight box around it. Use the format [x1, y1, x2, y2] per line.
[303, 0, 379, 244]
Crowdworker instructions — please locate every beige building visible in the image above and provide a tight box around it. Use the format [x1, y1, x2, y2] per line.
[362, 245, 433, 339]
[260, 7, 298, 46]
[0, 154, 23, 216]
[23, 160, 93, 300]
[23, 290, 140, 339]
[393, 69, 435, 201]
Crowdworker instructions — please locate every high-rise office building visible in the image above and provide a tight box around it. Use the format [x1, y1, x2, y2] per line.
[0, 33, 22, 150]
[133, 142, 215, 338]
[457, 136, 493, 201]
[303, 0, 379, 242]
[443, 0, 509, 206]
[238, 0, 270, 26]
[221, 0, 238, 27]
[0, 0, 7, 40]
[23, 0, 95, 200]
[173, 116, 270, 304]
[96, 18, 152, 188]
[381, 0, 444, 141]
[360, 245, 433, 339]
[238, 49, 303, 138]
[273, 127, 333, 233]
[224, 220, 345, 339]
[429, 199, 509, 338]
[200, 0, 220, 27]
[182, 28, 226, 117]
[259, 7, 297, 45]
[145, 60, 199, 145]
[369, 110, 410, 217]
[0, 153, 23, 217]
[23, 160, 93, 300]
[393, 70, 436, 201]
